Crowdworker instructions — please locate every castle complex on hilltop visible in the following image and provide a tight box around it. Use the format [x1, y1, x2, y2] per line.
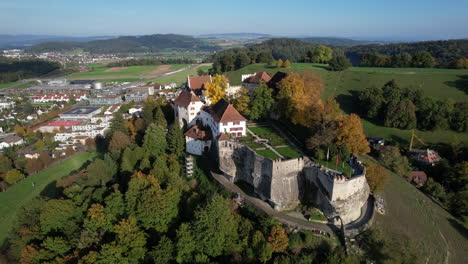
[174, 73, 371, 225]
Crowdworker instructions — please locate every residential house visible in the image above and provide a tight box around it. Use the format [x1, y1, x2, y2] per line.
[199, 99, 247, 138]
[241, 72, 271, 90]
[408, 171, 428, 187]
[173, 89, 204, 128]
[0, 135, 24, 150]
[184, 125, 212, 155]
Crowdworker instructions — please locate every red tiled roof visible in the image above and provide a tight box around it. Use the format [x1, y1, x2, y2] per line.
[416, 149, 441, 164]
[46, 121, 82, 127]
[410, 171, 427, 184]
[203, 99, 246, 123]
[188, 75, 211, 93]
[173, 89, 200, 108]
[243, 72, 271, 84]
[184, 125, 212, 141]
[218, 134, 230, 141]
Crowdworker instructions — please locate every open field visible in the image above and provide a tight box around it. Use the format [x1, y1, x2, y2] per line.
[150, 64, 212, 85]
[99, 78, 142, 82]
[0, 152, 97, 245]
[68, 64, 183, 80]
[0, 82, 18, 88]
[359, 154, 468, 264]
[226, 63, 468, 145]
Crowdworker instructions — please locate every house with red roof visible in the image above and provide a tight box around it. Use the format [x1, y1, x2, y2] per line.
[241, 72, 272, 90]
[198, 98, 247, 138]
[187, 75, 212, 95]
[173, 89, 204, 128]
[184, 125, 212, 155]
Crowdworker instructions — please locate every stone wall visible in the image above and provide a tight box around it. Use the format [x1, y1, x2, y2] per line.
[218, 139, 370, 224]
[218, 141, 301, 210]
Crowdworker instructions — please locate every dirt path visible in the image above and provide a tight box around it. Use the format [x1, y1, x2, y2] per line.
[148, 64, 171, 75]
[104, 67, 127, 72]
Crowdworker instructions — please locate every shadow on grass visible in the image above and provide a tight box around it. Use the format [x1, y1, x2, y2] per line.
[40, 180, 61, 199]
[448, 217, 468, 239]
[335, 93, 357, 115]
[444, 75, 468, 94]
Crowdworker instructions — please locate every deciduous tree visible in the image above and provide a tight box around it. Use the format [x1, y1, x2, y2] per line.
[204, 74, 228, 104]
[283, 59, 291, 68]
[365, 162, 389, 193]
[4, 169, 24, 184]
[232, 87, 251, 116]
[108, 131, 131, 153]
[276, 59, 283, 68]
[327, 56, 351, 71]
[335, 114, 370, 154]
[250, 84, 274, 120]
[267, 226, 289, 252]
[311, 45, 333, 63]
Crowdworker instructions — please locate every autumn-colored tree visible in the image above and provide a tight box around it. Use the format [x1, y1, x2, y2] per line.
[267, 226, 289, 252]
[64, 146, 75, 156]
[335, 114, 370, 154]
[84, 138, 95, 150]
[38, 152, 52, 169]
[14, 124, 26, 137]
[126, 119, 137, 140]
[365, 162, 390, 193]
[276, 59, 283, 68]
[204, 74, 228, 104]
[283, 59, 291, 68]
[277, 72, 324, 127]
[4, 169, 25, 184]
[26, 158, 43, 175]
[19, 244, 39, 264]
[108, 131, 131, 153]
[232, 87, 251, 116]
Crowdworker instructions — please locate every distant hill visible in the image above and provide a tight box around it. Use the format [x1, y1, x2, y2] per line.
[299, 37, 381, 47]
[26, 34, 221, 54]
[197, 33, 272, 40]
[0, 34, 114, 49]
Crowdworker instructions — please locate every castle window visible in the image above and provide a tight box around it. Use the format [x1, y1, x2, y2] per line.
[190, 107, 195, 110]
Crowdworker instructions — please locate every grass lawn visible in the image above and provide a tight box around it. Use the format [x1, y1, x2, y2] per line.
[366, 154, 468, 264]
[169, 64, 190, 70]
[0, 152, 97, 245]
[151, 65, 212, 85]
[248, 126, 288, 146]
[314, 159, 354, 176]
[99, 78, 142, 82]
[255, 148, 281, 160]
[0, 82, 18, 88]
[275, 146, 302, 159]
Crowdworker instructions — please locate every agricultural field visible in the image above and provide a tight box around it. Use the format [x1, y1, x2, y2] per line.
[225, 63, 468, 145]
[0, 152, 97, 245]
[359, 154, 468, 264]
[67, 64, 183, 80]
[150, 64, 212, 85]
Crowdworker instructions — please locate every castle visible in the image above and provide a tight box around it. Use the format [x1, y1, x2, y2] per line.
[174, 73, 370, 225]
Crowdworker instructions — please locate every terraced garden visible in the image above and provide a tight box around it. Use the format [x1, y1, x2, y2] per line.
[242, 125, 303, 160]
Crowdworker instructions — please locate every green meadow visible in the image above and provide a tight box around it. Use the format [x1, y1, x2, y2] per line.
[225, 63, 468, 145]
[0, 152, 97, 245]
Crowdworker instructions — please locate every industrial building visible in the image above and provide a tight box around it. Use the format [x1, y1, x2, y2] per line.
[59, 106, 102, 120]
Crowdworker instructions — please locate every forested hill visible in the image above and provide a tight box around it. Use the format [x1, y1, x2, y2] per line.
[209, 38, 468, 72]
[26, 34, 221, 54]
[346, 39, 468, 66]
[300, 37, 379, 47]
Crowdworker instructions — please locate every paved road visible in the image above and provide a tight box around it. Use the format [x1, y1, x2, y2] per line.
[210, 171, 335, 234]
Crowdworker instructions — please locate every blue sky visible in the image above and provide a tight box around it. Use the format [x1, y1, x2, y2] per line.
[0, 0, 467, 41]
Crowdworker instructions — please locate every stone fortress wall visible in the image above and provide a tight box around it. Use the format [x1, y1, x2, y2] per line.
[218, 139, 370, 224]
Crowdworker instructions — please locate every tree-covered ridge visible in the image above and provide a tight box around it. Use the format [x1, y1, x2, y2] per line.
[346, 39, 468, 66]
[210, 38, 468, 73]
[0, 58, 61, 84]
[26, 34, 221, 54]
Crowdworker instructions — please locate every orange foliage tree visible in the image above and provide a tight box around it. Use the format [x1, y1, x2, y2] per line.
[336, 114, 370, 154]
[108, 131, 131, 153]
[267, 225, 289, 253]
[277, 72, 324, 127]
